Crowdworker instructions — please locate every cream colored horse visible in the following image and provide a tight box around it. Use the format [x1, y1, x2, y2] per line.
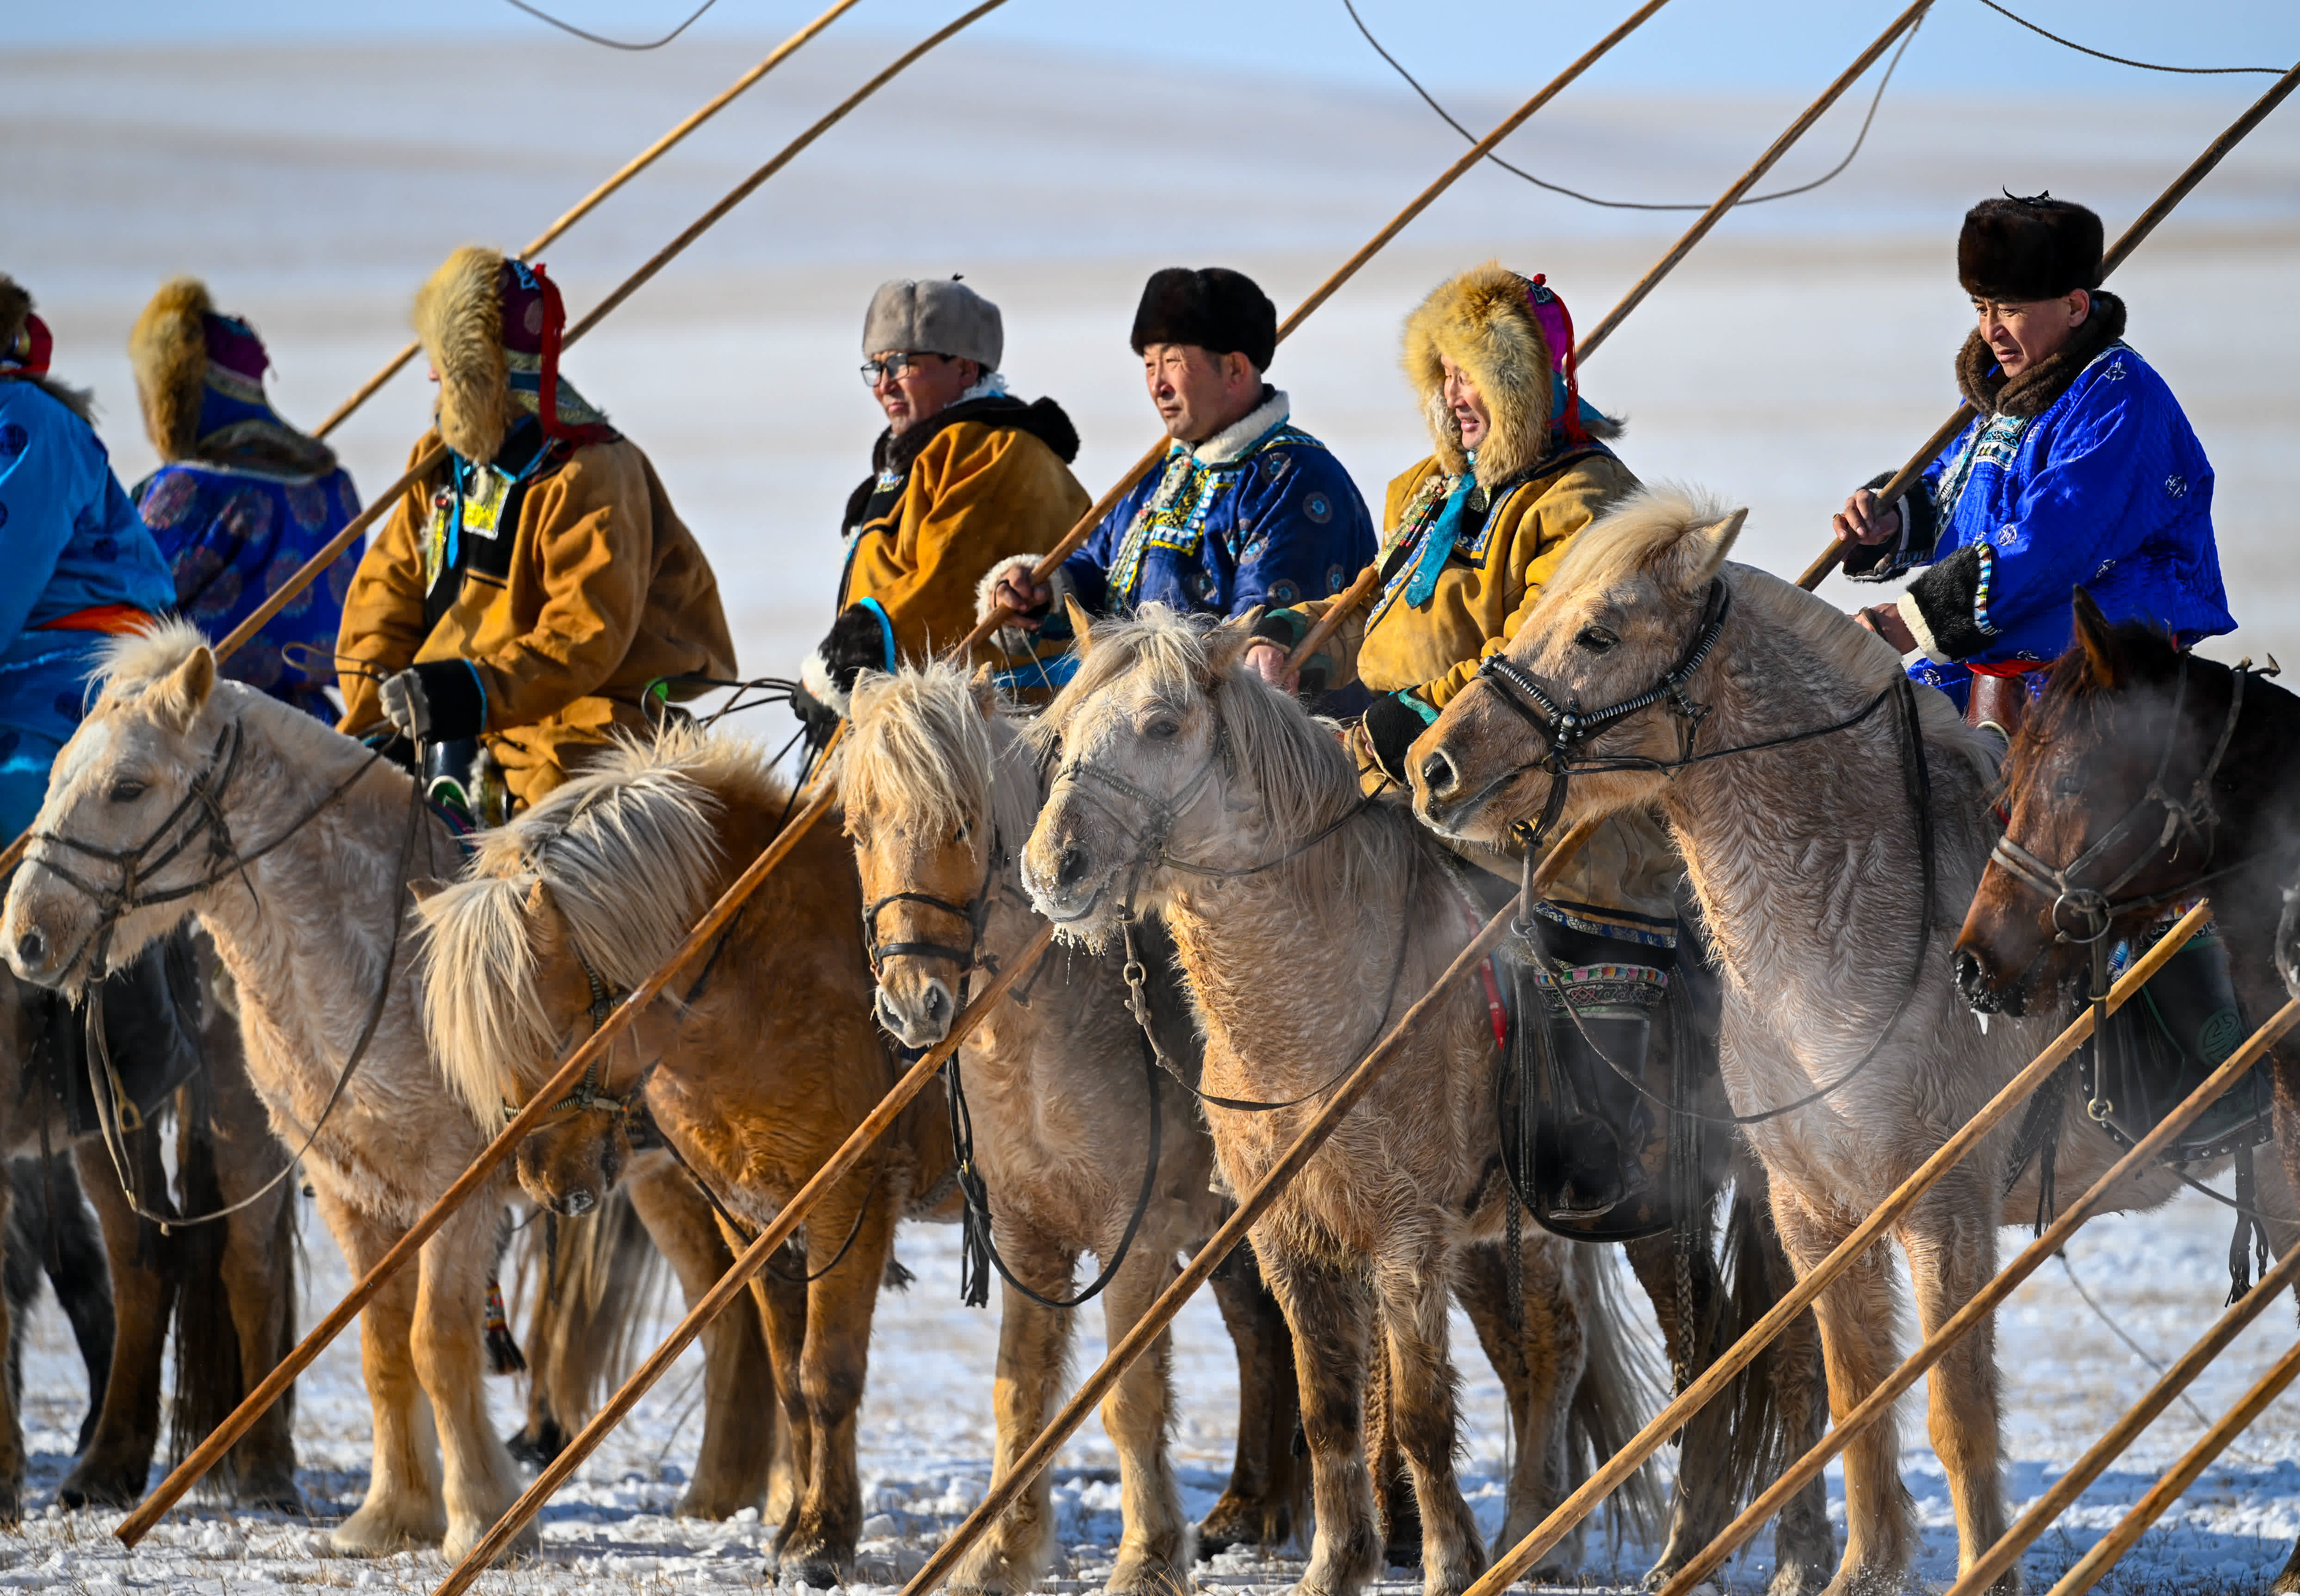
[0, 625, 526, 1560]
[1409, 489, 2289, 1596]
[1018, 614, 1671, 1596]
[843, 662, 1306, 1594]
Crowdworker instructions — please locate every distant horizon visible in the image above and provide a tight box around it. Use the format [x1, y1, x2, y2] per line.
[18, 0, 2297, 97]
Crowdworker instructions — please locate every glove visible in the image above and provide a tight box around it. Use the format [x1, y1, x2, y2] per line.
[808, 604, 896, 708]
[1361, 691, 1436, 785]
[378, 660, 488, 743]
[790, 677, 841, 749]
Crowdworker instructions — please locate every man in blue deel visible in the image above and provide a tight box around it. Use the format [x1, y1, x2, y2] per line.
[1830, 192, 2229, 738]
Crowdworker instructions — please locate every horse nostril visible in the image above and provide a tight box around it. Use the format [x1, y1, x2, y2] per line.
[1420, 749, 1456, 797]
[924, 984, 950, 1026]
[1952, 948, 1996, 1009]
[1055, 842, 1089, 891]
[14, 928, 44, 969]
[557, 1189, 596, 1217]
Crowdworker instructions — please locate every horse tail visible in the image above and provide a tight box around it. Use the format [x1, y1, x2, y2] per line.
[417, 872, 558, 1126]
[1566, 1243, 1666, 1548]
[510, 1186, 663, 1449]
[1708, 1156, 1811, 1522]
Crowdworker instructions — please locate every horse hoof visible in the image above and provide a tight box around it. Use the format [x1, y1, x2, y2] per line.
[238, 1483, 307, 1517]
[1108, 1554, 1191, 1596]
[56, 1463, 143, 1511]
[776, 1557, 847, 1590]
[1196, 1493, 1283, 1557]
[328, 1514, 439, 1558]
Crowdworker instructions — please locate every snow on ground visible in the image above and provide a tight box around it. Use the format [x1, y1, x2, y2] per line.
[4, 1186, 2300, 1594]
[8, 23, 2300, 1596]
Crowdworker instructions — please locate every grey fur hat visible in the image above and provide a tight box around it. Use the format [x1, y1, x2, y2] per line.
[862, 277, 1002, 370]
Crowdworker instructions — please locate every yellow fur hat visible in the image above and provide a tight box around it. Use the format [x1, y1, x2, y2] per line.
[413, 246, 513, 464]
[1403, 260, 1616, 491]
[128, 277, 219, 461]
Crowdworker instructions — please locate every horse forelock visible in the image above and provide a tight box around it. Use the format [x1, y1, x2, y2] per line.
[844, 663, 999, 838]
[93, 618, 209, 697]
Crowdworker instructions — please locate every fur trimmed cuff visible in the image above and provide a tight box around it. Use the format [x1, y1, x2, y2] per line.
[1362, 691, 1437, 785]
[1903, 543, 1996, 663]
[976, 553, 1063, 656]
[975, 554, 1045, 622]
[800, 646, 850, 720]
[409, 659, 488, 741]
[1840, 471, 1933, 584]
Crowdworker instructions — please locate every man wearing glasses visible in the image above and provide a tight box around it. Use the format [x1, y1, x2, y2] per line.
[792, 276, 1088, 736]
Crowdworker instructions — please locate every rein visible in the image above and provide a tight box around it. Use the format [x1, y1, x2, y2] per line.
[36, 724, 427, 1230]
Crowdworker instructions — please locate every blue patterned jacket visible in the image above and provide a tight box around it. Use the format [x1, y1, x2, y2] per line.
[1056, 389, 1374, 628]
[1847, 296, 2230, 705]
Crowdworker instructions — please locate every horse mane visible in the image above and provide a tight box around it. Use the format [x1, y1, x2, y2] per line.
[2018, 618, 2187, 758]
[419, 724, 787, 1119]
[1034, 605, 1413, 919]
[843, 663, 1038, 849]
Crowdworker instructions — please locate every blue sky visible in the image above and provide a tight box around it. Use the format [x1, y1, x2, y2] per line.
[21, 0, 2298, 94]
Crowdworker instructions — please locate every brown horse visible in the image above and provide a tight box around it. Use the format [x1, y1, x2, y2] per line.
[1408, 489, 2289, 1596]
[1953, 591, 2300, 1590]
[0, 959, 298, 1516]
[420, 726, 950, 1586]
[842, 661, 1306, 1593]
[505, 1161, 789, 1521]
[3, 625, 528, 1559]
[1020, 609, 1799, 1596]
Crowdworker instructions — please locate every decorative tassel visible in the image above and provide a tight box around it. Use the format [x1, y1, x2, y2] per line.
[484, 1275, 527, 1376]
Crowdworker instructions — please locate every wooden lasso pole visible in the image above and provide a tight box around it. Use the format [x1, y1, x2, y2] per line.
[894, 817, 1603, 1596]
[2043, 1336, 2300, 1596]
[1654, 996, 2300, 1596]
[1457, 901, 2213, 1596]
[1287, 0, 1932, 672]
[429, 922, 1059, 1595]
[0, 0, 1002, 889]
[1797, 55, 2300, 592]
[113, 737, 847, 1545]
[1943, 1222, 2300, 1596]
[311, 0, 867, 439]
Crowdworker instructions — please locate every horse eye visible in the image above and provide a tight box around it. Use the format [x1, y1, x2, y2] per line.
[108, 779, 148, 804]
[1146, 718, 1181, 742]
[1576, 625, 1619, 654]
[2053, 773, 2084, 797]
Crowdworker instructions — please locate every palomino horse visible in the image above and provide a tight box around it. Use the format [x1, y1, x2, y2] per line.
[1954, 592, 2300, 1590]
[1, 624, 527, 1559]
[0, 957, 299, 1516]
[1408, 489, 2289, 1596]
[506, 1164, 788, 1522]
[420, 727, 947, 1586]
[842, 662, 1307, 1592]
[1017, 608, 1810, 1596]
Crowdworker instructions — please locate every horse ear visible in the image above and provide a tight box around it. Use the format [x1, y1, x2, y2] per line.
[1204, 608, 1260, 679]
[1688, 507, 1748, 585]
[154, 645, 217, 730]
[968, 661, 998, 718]
[522, 877, 569, 953]
[406, 876, 450, 904]
[2071, 586, 2120, 687]
[1063, 595, 1095, 659]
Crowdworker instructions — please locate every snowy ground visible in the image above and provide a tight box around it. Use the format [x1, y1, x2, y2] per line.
[5, 1185, 2300, 1595]
[9, 21, 2300, 1596]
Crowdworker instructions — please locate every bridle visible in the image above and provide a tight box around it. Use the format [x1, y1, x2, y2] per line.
[1988, 657, 2251, 946]
[862, 828, 1005, 982]
[1471, 581, 1731, 851]
[526, 944, 655, 1121]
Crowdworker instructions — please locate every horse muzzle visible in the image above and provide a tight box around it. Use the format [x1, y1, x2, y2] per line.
[1951, 943, 2027, 1018]
[1020, 833, 1116, 930]
[875, 972, 956, 1049]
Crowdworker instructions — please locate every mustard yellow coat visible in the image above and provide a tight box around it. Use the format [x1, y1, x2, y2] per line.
[338, 430, 735, 806]
[839, 417, 1089, 664]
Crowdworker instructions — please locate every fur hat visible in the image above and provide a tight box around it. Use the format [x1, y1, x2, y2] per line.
[862, 277, 1002, 370]
[0, 275, 51, 378]
[1130, 267, 1276, 372]
[129, 277, 281, 461]
[1403, 261, 1616, 489]
[1959, 193, 2103, 303]
[414, 247, 514, 463]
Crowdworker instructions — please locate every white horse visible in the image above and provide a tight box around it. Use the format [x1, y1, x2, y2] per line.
[1410, 489, 2289, 1596]
[1, 625, 528, 1560]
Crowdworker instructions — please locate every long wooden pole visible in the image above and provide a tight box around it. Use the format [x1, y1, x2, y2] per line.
[1797, 56, 2300, 593]
[1288, 0, 1930, 671]
[430, 922, 1058, 1594]
[1458, 902, 2212, 1596]
[311, 0, 866, 439]
[114, 775, 843, 1544]
[1656, 997, 2300, 1596]
[2043, 1337, 2300, 1596]
[893, 817, 1603, 1596]
[0, 0, 1002, 889]
[1943, 1232, 2300, 1596]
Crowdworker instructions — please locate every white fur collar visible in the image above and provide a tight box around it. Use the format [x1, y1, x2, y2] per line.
[1190, 388, 1289, 465]
[958, 372, 1009, 404]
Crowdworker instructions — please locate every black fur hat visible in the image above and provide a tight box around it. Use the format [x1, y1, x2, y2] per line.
[1959, 193, 2104, 302]
[1129, 267, 1277, 371]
